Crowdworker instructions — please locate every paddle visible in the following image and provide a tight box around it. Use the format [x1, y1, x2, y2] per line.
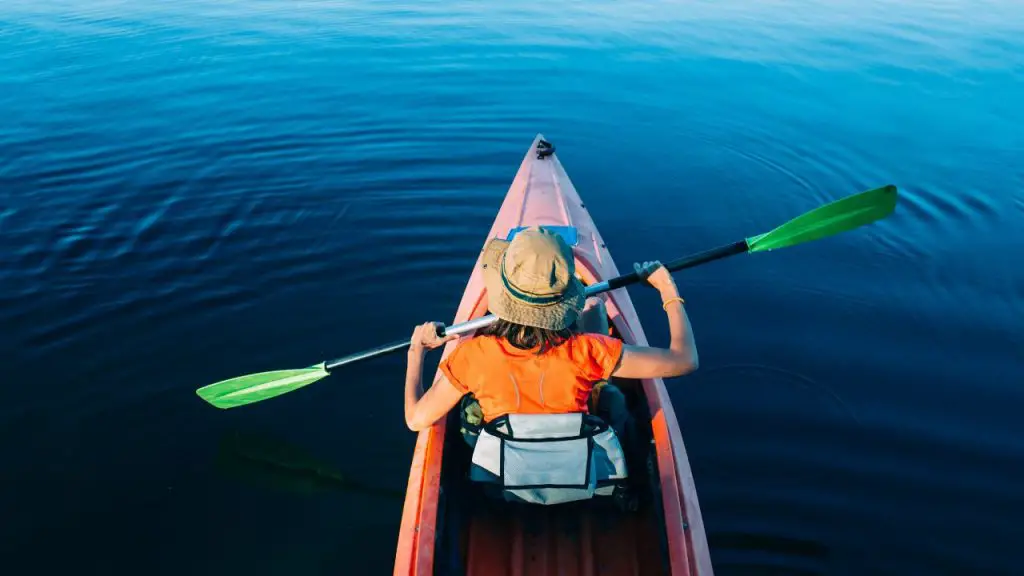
[196, 184, 897, 409]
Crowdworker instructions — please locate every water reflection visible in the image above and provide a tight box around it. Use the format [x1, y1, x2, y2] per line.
[216, 430, 406, 501]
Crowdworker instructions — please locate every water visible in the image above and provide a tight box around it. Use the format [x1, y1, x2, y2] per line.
[2, 0, 1022, 573]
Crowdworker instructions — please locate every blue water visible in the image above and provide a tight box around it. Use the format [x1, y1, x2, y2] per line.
[2, 0, 1022, 573]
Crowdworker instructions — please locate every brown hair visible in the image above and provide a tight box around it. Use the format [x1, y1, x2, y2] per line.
[477, 318, 576, 353]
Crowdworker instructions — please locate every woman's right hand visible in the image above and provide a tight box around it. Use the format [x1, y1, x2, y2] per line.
[634, 261, 677, 294]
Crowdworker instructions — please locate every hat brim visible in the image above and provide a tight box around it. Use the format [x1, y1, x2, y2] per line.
[480, 238, 586, 330]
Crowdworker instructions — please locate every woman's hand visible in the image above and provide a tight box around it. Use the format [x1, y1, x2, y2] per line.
[633, 261, 677, 295]
[410, 322, 457, 355]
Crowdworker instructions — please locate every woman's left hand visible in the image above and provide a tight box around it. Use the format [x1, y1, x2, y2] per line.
[410, 322, 457, 354]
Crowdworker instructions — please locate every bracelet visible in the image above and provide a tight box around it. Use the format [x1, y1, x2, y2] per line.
[662, 296, 685, 310]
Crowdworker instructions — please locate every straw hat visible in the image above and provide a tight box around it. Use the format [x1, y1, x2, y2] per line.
[480, 226, 585, 330]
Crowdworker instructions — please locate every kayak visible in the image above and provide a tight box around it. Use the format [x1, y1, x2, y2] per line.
[393, 135, 713, 575]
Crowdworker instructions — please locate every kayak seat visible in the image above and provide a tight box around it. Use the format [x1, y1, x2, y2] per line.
[467, 412, 628, 505]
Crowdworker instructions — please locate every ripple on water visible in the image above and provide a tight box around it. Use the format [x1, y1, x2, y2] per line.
[713, 139, 818, 197]
[693, 400, 1023, 573]
[897, 183, 993, 227]
[861, 177, 1012, 276]
[696, 363, 863, 426]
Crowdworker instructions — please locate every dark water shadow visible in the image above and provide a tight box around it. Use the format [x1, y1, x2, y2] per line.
[215, 429, 406, 501]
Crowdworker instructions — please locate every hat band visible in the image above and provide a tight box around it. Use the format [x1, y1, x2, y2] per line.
[500, 258, 567, 306]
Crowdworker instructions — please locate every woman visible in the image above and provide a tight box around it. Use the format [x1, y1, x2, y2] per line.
[403, 226, 698, 445]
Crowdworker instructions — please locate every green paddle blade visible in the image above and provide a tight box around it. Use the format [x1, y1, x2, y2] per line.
[196, 364, 330, 409]
[746, 185, 898, 252]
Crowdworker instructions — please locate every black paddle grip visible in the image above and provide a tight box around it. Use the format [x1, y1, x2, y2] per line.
[604, 240, 749, 291]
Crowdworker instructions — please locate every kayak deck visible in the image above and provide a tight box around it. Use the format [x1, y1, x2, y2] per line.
[394, 135, 712, 575]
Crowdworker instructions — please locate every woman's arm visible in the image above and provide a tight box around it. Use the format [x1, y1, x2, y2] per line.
[405, 322, 464, 431]
[611, 261, 698, 379]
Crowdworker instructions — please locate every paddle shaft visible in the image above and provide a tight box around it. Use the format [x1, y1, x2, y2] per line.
[323, 239, 748, 370]
[194, 185, 896, 410]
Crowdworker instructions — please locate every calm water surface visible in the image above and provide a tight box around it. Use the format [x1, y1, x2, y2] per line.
[2, 1, 1022, 574]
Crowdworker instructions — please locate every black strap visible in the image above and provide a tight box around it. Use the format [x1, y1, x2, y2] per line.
[482, 414, 608, 442]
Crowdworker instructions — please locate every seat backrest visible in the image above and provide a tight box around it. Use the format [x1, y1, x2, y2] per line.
[469, 412, 628, 505]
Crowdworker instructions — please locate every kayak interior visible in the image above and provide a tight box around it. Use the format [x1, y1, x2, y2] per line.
[393, 134, 711, 575]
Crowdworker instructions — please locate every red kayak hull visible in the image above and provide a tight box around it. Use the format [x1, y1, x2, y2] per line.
[394, 135, 713, 575]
